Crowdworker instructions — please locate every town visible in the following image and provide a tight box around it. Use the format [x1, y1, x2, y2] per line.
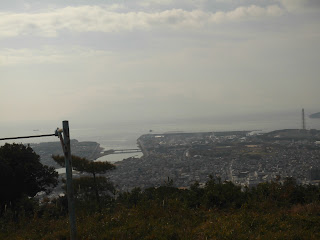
[29, 129, 320, 192]
[108, 129, 320, 191]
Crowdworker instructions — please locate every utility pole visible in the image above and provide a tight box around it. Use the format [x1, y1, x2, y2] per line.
[56, 121, 77, 240]
[0, 121, 77, 240]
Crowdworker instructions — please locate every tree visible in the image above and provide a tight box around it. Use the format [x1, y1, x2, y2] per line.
[0, 143, 58, 215]
[203, 176, 245, 209]
[52, 155, 115, 208]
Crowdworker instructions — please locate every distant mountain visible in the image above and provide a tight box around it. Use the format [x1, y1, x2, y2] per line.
[309, 112, 320, 119]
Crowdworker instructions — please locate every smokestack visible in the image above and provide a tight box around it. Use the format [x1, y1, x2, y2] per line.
[302, 108, 306, 130]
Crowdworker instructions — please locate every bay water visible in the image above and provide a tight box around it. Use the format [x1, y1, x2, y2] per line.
[1, 112, 320, 163]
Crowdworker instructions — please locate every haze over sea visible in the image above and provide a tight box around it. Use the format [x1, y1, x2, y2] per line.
[1, 111, 320, 162]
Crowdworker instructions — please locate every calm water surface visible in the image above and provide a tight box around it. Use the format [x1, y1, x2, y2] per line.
[1, 112, 320, 163]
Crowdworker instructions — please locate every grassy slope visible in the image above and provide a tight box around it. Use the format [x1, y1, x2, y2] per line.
[2, 202, 320, 240]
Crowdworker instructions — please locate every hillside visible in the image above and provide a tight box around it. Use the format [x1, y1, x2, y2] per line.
[1, 178, 320, 240]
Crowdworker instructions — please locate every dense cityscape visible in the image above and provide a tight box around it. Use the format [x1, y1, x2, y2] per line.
[31, 128, 320, 193]
[110, 129, 320, 191]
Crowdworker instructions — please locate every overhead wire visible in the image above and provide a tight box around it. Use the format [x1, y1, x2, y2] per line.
[0, 133, 57, 141]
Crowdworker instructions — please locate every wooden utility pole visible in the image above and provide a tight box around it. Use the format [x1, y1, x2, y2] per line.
[0, 121, 77, 239]
[57, 121, 77, 240]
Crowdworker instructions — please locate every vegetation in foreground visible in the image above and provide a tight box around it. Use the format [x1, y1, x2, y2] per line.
[0, 144, 320, 240]
[1, 176, 320, 240]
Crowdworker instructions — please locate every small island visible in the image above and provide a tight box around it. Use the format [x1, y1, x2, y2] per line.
[310, 112, 320, 119]
[30, 139, 105, 168]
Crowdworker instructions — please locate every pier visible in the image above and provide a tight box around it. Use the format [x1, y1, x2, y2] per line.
[99, 148, 142, 157]
[112, 149, 141, 154]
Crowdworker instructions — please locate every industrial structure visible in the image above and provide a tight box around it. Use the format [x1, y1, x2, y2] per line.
[302, 108, 306, 130]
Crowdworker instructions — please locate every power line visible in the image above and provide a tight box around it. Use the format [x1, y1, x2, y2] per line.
[0, 122, 77, 239]
[0, 133, 57, 141]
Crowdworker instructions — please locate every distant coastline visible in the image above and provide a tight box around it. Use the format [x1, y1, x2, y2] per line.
[310, 112, 320, 119]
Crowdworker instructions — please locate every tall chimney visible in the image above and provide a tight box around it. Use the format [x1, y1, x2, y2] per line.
[302, 108, 306, 130]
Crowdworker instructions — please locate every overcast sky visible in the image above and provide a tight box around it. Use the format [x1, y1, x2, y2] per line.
[1, 0, 320, 131]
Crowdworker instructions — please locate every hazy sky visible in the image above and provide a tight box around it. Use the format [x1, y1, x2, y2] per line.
[1, 0, 320, 130]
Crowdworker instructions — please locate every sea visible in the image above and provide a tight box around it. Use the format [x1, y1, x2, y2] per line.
[1, 112, 320, 163]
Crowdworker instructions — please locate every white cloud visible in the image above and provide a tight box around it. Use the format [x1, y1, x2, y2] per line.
[138, 0, 206, 9]
[1, 1, 319, 126]
[0, 4, 284, 39]
[211, 5, 283, 22]
[139, 0, 175, 7]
